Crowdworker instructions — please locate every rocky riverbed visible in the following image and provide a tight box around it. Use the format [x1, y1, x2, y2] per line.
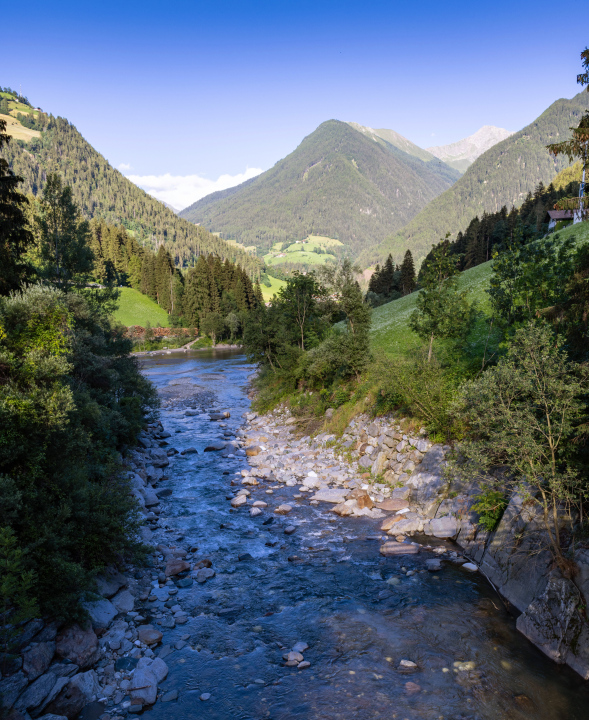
[3, 350, 588, 720]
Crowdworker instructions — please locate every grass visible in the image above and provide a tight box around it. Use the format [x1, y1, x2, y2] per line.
[265, 250, 336, 266]
[111, 288, 170, 327]
[264, 235, 343, 268]
[369, 220, 589, 358]
[260, 274, 287, 302]
[1, 113, 41, 142]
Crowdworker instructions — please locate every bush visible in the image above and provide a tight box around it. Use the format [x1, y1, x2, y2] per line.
[471, 489, 509, 531]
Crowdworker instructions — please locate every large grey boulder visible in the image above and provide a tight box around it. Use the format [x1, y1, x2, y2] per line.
[83, 599, 117, 630]
[23, 642, 55, 681]
[111, 589, 134, 614]
[425, 516, 459, 539]
[15, 672, 58, 713]
[517, 575, 589, 679]
[55, 625, 99, 669]
[310, 489, 348, 504]
[129, 668, 157, 706]
[94, 567, 127, 598]
[149, 448, 169, 468]
[0, 672, 28, 709]
[44, 671, 99, 719]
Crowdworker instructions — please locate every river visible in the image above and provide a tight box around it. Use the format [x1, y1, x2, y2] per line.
[139, 349, 588, 720]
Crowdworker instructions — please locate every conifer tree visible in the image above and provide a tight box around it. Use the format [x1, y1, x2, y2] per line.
[400, 250, 416, 295]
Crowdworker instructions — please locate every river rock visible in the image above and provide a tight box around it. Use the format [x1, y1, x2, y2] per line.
[358, 456, 373, 469]
[43, 671, 99, 719]
[332, 502, 353, 516]
[165, 558, 191, 577]
[275, 504, 292, 515]
[231, 495, 247, 508]
[16, 672, 59, 713]
[250, 507, 262, 516]
[377, 498, 410, 512]
[37, 715, 69, 720]
[111, 589, 135, 614]
[94, 568, 127, 598]
[425, 559, 442, 571]
[137, 625, 163, 646]
[245, 446, 262, 457]
[196, 568, 215, 583]
[380, 542, 419, 556]
[149, 448, 169, 468]
[0, 672, 28, 709]
[391, 515, 424, 535]
[129, 668, 158, 706]
[310, 488, 348, 504]
[252, 500, 267, 508]
[204, 442, 226, 452]
[426, 516, 459, 539]
[23, 641, 55, 682]
[180, 447, 198, 455]
[55, 625, 99, 669]
[136, 657, 169, 683]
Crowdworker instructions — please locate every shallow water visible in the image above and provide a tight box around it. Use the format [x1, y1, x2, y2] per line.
[140, 349, 588, 720]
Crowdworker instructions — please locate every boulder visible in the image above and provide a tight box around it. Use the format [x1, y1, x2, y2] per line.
[371, 452, 388, 477]
[245, 446, 261, 457]
[230, 495, 247, 508]
[111, 589, 135, 614]
[274, 504, 292, 515]
[204, 442, 226, 452]
[141, 487, 160, 507]
[136, 657, 168, 683]
[149, 448, 169, 468]
[358, 455, 373, 469]
[381, 516, 402, 532]
[377, 498, 409, 512]
[94, 568, 127, 598]
[310, 488, 348, 504]
[391, 515, 424, 535]
[83, 599, 117, 630]
[37, 715, 69, 720]
[0, 672, 28, 709]
[332, 503, 353, 517]
[137, 625, 163, 646]
[129, 668, 157, 706]
[425, 516, 459, 539]
[180, 447, 198, 455]
[16, 672, 59, 713]
[23, 641, 55, 681]
[380, 542, 419, 556]
[55, 625, 99, 669]
[44, 671, 99, 719]
[165, 558, 190, 577]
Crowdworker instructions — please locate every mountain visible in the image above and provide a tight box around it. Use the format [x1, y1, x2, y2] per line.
[346, 122, 437, 163]
[179, 120, 461, 257]
[360, 91, 589, 267]
[0, 90, 260, 275]
[426, 125, 515, 173]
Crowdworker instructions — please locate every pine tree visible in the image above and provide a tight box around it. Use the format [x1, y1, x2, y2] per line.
[400, 250, 416, 295]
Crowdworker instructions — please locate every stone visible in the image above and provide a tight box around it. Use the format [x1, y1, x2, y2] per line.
[371, 452, 388, 477]
[399, 659, 418, 668]
[332, 502, 353, 517]
[165, 558, 190, 577]
[115, 657, 138, 671]
[155, 487, 173, 498]
[23, 641, 55, 681]
[284, 526, 296, 535]
[200, 693, 211, 701]
[231, 495, 247, 508]
[274, 504, 292, 515]
[77, 701, 105, 720]
[425, 559, 442, 571]
[249, 507, 262, 517]
[149, 448, 169, 468]
[426, 516, 459, 539]
[245, 446, 261, 457]
[37, 715, 69, 720]
[83, 599, 117, 630]
[517, 575, 589, 677]
[391, 515, 424, 535]
[297, 661, 311, 669]
[380, 516, 402, 531]
[284, 651, 304, 663]
[136, 657, 168, 683]
[196, 568, 215, 583]
[180, 447, 198, 455]
[0, 672, 29, 709]
[161, 690, 178, 702]
[377, 498, 410, 512]
[44, 671, 100, 719]
[405, 681, 421, 695]
[462, 563, 478, 572]
[94, 568, 127, 598]
[252, 501, 267, 508]
[111, 589, 135, 614]
[129, 668, 157, 706]
[137, 625, 163, 646]
[310, 488, 348, 504]
[55, 625, 99, 669]
[348, 488, 373, 509]
[358, 455, 373, 469]
[204, 442, 226, 452]
[292, 642, 308, 653]
[380, 542, 419, 556]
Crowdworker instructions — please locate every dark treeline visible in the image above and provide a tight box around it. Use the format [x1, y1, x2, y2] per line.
[88, 218, 264, 333]
[365, 249, 416, 306]
[419, 178, 581, 275]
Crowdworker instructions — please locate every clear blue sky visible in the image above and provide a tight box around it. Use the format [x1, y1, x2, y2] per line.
[2, 0, 586, 208]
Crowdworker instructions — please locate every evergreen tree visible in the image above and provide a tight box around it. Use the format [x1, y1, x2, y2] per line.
[0, 119, 35, 295]
[400, 249, 416, 295]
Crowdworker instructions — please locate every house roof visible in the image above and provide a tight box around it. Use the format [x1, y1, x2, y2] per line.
[548, 210, 573, 220]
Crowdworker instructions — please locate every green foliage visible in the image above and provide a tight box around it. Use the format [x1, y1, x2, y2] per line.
[200, 311, 225, 346]
[364, 91, 589, 267]
[0, 527, 39, 661]
[0, 285, 157, 620]
[454, 323, 589, 569]
[111, 287, 170, 328]
[471, 489, 508, 532]
[180, 120, 458, 257]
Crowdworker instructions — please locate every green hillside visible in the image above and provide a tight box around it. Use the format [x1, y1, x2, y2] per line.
[260, 274, 287, 302]
[112, 288, 171, 328]
[179, 120, 460, 257]
[0, 91, 261, 276]
[361, 91, 589, 268]
[370, 220, 589, 357]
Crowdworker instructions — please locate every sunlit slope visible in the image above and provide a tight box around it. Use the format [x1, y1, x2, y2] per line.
[112, 288, 170, 327]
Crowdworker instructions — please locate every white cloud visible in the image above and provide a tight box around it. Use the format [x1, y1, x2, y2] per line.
[124, 167, 263, 211]
[118, 162, 132, 171]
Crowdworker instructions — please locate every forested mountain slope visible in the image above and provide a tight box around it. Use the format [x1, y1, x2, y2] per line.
[179, 120, 460, 256]
[360, 91, 589, 267]
[0, 94, 261, 275]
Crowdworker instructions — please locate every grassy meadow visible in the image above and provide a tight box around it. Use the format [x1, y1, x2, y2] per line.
[112, 287, 170, 327]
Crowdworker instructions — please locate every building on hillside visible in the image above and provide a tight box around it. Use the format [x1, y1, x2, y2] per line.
[547, 210, 573, 230]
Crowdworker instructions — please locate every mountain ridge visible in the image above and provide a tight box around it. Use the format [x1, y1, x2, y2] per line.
[426, 125, 515, 172]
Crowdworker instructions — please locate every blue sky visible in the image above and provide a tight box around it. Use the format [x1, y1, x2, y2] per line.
[2, 1, 586, 208]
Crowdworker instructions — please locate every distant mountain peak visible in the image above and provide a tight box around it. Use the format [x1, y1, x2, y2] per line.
[346, 122, 437, 164]
[426, 126, 514, 172]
